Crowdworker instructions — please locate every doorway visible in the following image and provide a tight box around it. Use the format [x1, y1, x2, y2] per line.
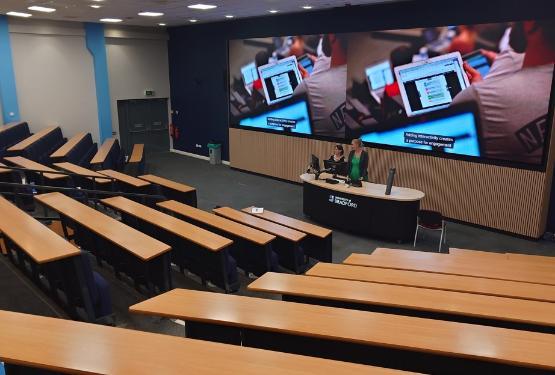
[117, 98, 170, 156]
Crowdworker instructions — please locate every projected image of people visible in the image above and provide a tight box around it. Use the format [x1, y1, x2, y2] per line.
[228, 34, 347, 137]
[346, 21, 554, 166]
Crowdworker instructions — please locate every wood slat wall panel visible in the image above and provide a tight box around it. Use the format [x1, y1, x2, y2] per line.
[229, 117, 555, 238]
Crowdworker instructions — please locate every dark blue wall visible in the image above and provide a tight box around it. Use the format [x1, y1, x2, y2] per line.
[167, 0, 553, 161]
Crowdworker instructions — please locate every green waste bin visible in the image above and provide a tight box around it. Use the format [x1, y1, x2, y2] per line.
[207, 143, 222, 165]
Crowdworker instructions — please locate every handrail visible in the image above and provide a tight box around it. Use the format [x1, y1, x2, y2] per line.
[0, 165, 116, 182]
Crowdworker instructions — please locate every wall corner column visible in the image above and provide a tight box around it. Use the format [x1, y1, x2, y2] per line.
[85, 22, 112, 143]
[0, 15, 20, 124]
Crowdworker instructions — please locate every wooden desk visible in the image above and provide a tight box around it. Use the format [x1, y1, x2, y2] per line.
[102, 196, 238, 292]
[507, 253, 555, 266]
[449, 248, 507, 259]
[214, 206, 307, 273]
[0, 310, 389, 375]
[4, 156, 68, 181]
[130, 289, 555, 374]
[50, 132, 87, 159]
[90, 137, 116, 166]
[35, 192, 172, 293]
[158, 200, 276, 276]
[344, 248, 555, 286]
[248, 272, 555, 333]
[300, 173, 423, 242]
[140, 174, 197, 206]
[0, 162, 11, 174]
[242, 206, 332, 262]
[54, 162, 111, 185]
[0, 197, 98, 320]
[306, 262, 555, 303]
[7, 126, 58, 153]
[129, 143, 144, 163]
[99, 169, 151, 193]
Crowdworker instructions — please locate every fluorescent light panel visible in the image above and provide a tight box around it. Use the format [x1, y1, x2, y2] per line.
[188, 4, 217, 10]
[28, 6, 56, 13]
[138, 11, 164, 17]
[100, 18, 122, 23]
[90, 5, 101, 8]
[7, 11, 32, 17]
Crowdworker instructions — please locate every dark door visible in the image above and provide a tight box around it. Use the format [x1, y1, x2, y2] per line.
[117, 98, 170, 156]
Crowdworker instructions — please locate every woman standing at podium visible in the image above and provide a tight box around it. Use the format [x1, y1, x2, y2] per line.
[329, 144, 345, 162]
[347, 138, 369, 182]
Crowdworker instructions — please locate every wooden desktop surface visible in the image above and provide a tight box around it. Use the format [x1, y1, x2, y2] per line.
[248, 272, 555, 328]
[130, 288, 555, 371]
[7, 126, 58, 152]
[213, 207, 306, 242]
[139, 174, 196, 193]
[102, 196, 232, 251]
[0, 310, 390, 375]
[306, 263, 555, 303]
[242, 206, 331, 238]
[449, 248, 555, 267]
[0, 196, 79, 264]
[158, 200, 274, 246]
[128, 144, 144, 163]
[0, 162, 11, 174]
[449, 248, 507, 259]
[344, 249, 555, 286]
[506, 253, 555, 265]
[53, 162, 111, 184]
[4, 156, 68, 180]
[90, 138, 116, 165]
[35, 192, 170, 261]
[300, 173, 425, 202]
[99, 169, 151, 188]
[50, 132, 87, 158]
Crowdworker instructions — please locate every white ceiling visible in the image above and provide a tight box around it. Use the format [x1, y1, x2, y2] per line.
[0, 0, 400, 27]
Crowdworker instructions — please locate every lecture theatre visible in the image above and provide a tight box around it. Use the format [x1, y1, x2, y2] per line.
[0, 0, 554, 374]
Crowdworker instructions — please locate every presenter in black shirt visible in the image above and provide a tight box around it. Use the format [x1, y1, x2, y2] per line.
[329, 144, 345, 162]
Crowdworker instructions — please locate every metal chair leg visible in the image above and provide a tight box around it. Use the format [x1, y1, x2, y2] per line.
[413, 223, 420, 247]
[438, 221, 445, 252]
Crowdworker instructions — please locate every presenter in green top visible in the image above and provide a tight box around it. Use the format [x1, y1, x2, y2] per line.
[347, 138, 369, 182]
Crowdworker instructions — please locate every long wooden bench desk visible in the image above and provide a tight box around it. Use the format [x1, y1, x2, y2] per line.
[0, 197, 102, 321]
[102, 196, 239, 292]
[450, 248, 555, 266]
[242, 206, 332, 262]
[507, 252, 555, 266]
[214, 206, 308, 273]
[0, 310, 388, 375]
[4, 156, 69, 186]
[90, 137, 123, 171]
[248, 272, 555, 333]
[130, 289, 555, 374]
[305, 263, 555, 303]
[54, 161, 112, 189]
[158, 200, 278, 276]
[449, 248, 507, 259]
[99, 169, 151, 194]
[344, 248, 555, 286]
[7, 126, 65, 164]
[50, 132, 97, 166]
[35, 192, 172, 294]
[140, 174, 197, 206]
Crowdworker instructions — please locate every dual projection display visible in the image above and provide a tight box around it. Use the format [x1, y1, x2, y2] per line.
[228, 20, 555, 168]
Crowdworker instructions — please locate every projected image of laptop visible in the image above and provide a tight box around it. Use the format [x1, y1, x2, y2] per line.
[365, 60, 394, 104]
[394, 52, 470, 117]
[258, 56, 303, 106]
[241, 61, 259, 95]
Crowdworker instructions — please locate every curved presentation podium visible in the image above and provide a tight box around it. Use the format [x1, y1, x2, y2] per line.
[300, 173, 425, 242]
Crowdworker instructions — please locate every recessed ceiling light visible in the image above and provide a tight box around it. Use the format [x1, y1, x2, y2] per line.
[189, 19, 198, 23]
[138, 11, 164, 17]
[91, 0, 104, 2]
[90, 5, 101, 8]
[28, 6, 56, 13]
[269, 9, 279, 13]
[6, 11, 32, 18]
[188, 4, 217, 10]
[302, 5, 313, 9]
[225, 15, 234, 19]
[158, 23, 166, 26]
[100, 18, 122, 23]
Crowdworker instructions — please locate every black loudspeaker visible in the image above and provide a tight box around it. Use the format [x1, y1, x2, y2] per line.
[385, 167, 396, 195]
